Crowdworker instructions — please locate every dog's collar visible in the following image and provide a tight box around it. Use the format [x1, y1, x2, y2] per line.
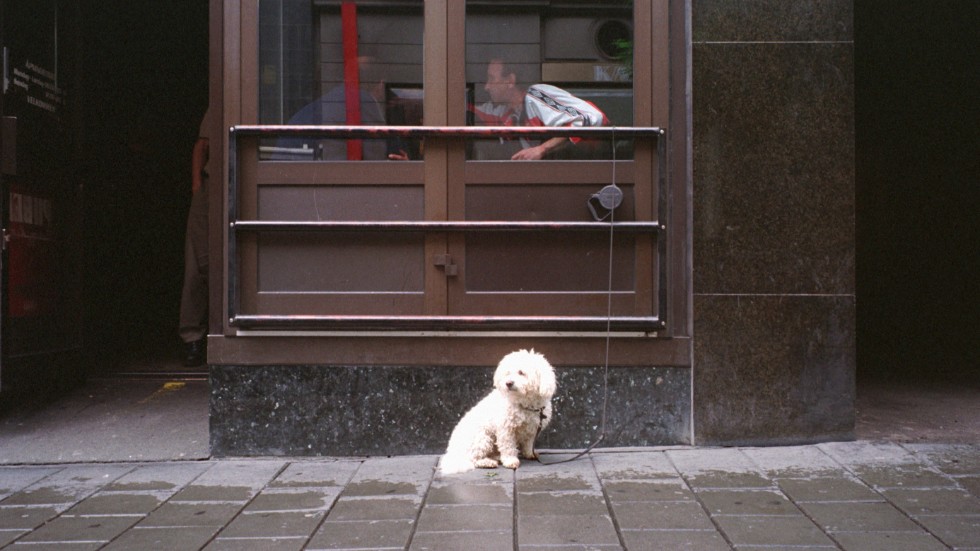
[521, 405, 548, 423]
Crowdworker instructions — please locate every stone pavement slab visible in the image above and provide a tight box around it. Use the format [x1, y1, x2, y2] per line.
[0, 443, 976, 549]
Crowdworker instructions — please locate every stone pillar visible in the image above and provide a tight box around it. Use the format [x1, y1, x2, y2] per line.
[691, 0, 855, 444]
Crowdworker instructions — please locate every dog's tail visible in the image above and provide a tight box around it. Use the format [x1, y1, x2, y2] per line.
[437, 453, 474, 475]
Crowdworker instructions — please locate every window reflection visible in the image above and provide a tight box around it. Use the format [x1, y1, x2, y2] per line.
[259, 0, 423, 161]
[466, 2, 633, 160]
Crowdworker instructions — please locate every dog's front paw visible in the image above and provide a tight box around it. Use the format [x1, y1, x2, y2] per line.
[523, 450, 539, 461]
[501, 456, 520, 469]
[475, 458, 500, 469]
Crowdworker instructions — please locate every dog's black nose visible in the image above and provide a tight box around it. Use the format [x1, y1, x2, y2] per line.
[505, 381, 514, 389]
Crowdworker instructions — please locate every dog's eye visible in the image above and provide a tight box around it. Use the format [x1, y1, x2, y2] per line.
[517, 370, 525, 376]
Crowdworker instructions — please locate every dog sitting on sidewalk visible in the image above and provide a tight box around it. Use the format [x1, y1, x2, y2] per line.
[439, 349, 557, 474]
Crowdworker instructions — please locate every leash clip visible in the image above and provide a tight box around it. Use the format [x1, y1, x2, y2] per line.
[587, 185, 624, 221]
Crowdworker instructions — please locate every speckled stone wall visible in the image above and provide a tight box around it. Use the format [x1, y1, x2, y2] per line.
[691, 0, 856, 444]
[210, 365, 691, 457]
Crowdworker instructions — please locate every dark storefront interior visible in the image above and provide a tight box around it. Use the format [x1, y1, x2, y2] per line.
[1, 1, 975, 405]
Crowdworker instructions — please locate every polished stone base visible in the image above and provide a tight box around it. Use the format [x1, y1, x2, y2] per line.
[210, 364, 691, 457]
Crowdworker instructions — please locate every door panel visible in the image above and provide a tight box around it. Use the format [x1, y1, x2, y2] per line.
[232, 1, 662, 333]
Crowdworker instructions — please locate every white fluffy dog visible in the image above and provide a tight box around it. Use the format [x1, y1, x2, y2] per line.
[439, 349, 557, 475]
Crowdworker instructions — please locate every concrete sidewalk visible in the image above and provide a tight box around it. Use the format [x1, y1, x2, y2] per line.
[1, 442, 978, 550]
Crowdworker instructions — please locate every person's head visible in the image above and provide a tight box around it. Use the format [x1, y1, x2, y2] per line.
[484, 59, 523, 106]
[357, 55, 386, 100]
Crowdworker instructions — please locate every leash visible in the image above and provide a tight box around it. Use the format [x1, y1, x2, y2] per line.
[540, 129, 620, 465]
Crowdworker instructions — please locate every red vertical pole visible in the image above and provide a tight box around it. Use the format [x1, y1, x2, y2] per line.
[341, 1, 363, 160]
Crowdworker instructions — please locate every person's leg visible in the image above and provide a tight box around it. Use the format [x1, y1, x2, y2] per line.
[178, 184, 209, 366]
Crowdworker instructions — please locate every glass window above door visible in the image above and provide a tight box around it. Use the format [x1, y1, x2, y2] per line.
[465, 1, 633, 160]
[258, 0, 424, 161]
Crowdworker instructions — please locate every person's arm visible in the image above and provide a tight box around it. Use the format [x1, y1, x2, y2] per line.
[511, 137, 569, 160]
[512, 85, 606, 160]
[191, 137, 209, 193]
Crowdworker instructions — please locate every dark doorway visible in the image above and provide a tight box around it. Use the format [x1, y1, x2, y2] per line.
[76, 2, 208, 375]
[855, 2, 979, 386]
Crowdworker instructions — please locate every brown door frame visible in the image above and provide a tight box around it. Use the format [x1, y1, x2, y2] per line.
[210, 0, 691, 368]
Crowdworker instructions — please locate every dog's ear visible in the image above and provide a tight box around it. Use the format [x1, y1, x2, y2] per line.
[536, 360, 557, 398]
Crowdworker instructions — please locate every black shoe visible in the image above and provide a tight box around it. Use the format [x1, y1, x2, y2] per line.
[183, 339, 206, 367]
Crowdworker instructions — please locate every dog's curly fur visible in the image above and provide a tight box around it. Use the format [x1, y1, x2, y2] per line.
[439, 349, 557, 474]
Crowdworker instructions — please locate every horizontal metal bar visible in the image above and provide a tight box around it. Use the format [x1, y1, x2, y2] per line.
[230, 315, 664, 332]
[231, 124, 664, 140]
[231, 220, 664, 232]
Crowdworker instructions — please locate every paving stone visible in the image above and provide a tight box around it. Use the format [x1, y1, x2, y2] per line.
[326, 496, 421, 521]
[410, 530, 512, 550]
[416, 503, 511, 532]
[0, 506, 59, 529]
[204, 537, 306, 551]
[1, 487, 79, 507]
[17, 515, 139, 543]
[516, 545, 622, 550]
[65, 492, 164, 515]
[217, 510, 325, 538]
[307, 519, 414, 550]
[0, 467, 62, 496]
[341, 480, 423, 497]
[170, 484, 257, 502]
[269, 460, 361, 488]
[7, 541, 103, 550]
[519, 491, 608, 516]
[518, 513, 619, 546]
[880, 486, 980, 515]
[853, 465, 956, 489]
[777, 476, 880, 502]
[913, 514, 980, 548]
[682, 470, 773, 489]
[520, 455, 598, 479]
[959, 475, 980, 497]
[103, 462, 211, 492]
[101, 526, 221, 550]
[832, 530, 949, 551]
[190, 460, 286, 489]
[518, 473, 596, 492]
[426, 481, 512, 504]
[734, 546, 836, 551]
[799, 500, 922, 532]
[10, 465, 133, 504]
[0, 529, 26, 547]
[620, 529, 730, 551]
[666, 450, 773, 488]
[350, 456, 435, 492]
[905, 443, 980, 475]
[819, 441, 918, 465]
[696, 488, 800, 516]
[713, 515, 835, 547]
[591, 451, 679, 479]
[244, 487, 341, 512]
[518, 459, 601, 492]
[742, 444, 847, 477]
[667, 448, 758, 474]
[435, 466, 515, 484]
[604, 479, 696, 503]
[137, 502, 243, 527]
[612, 500, 714, 530]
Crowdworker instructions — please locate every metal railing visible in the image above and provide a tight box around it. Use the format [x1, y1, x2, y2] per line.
[227, 125, 667, 332]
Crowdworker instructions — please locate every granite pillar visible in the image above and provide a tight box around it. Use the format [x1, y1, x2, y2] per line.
[691, 0, 856, 444]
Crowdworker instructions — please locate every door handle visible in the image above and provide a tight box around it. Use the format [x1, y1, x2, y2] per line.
[433, 254, 458, 277]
